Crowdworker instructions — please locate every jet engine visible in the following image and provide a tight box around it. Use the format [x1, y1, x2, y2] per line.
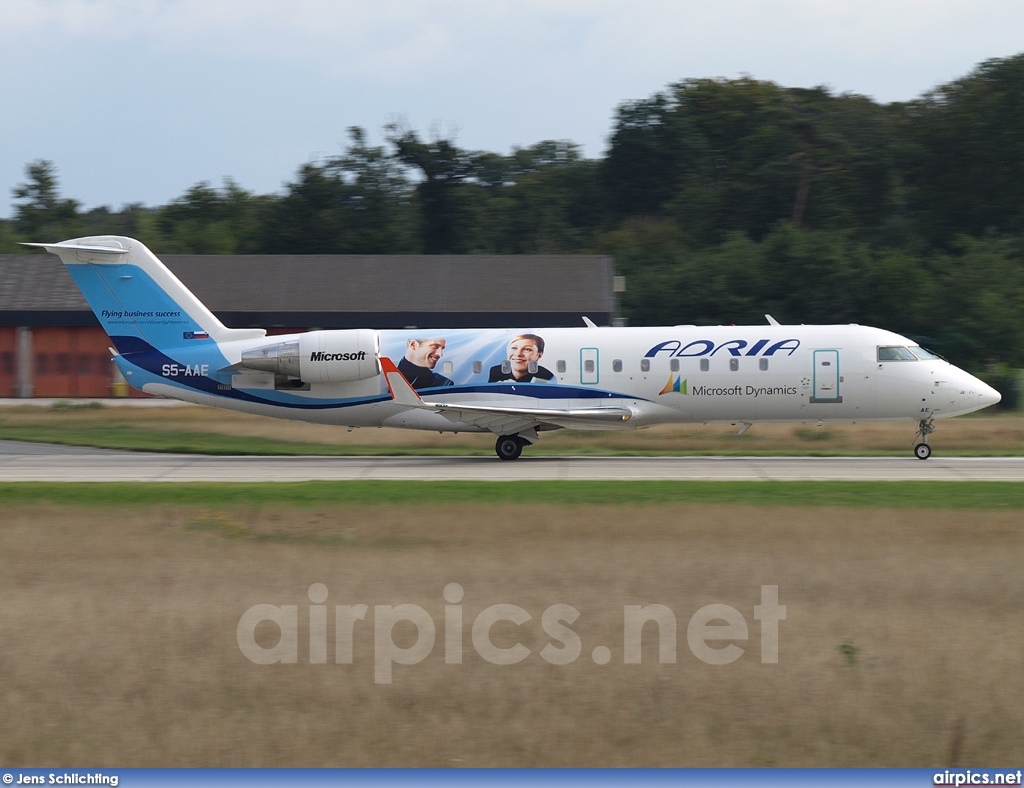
[238, 329, 380, 385]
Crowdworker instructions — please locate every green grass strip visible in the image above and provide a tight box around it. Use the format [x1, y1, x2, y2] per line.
[0, 480, 1022, 508]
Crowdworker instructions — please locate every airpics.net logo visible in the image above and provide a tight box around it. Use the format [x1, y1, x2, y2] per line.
[237, 584, 785, 684]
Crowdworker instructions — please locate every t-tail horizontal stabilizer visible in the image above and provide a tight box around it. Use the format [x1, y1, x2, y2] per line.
[22, 241, 130, 259]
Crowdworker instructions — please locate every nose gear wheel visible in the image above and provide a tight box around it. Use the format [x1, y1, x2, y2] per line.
[913, 418, 935, 460]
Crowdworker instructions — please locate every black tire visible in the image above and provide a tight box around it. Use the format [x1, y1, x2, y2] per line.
[495, 435, 524, 461]
[914, 442, 932, 460]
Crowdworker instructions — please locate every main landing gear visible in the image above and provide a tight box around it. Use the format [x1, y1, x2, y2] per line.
[913, 417, 935, 460]
[495, 434, 527, 461]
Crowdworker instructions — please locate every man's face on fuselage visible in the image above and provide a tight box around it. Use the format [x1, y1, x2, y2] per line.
[407, 339, 446, 369]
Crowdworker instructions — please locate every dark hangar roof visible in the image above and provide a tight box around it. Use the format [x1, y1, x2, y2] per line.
[0, 253, 616, 329]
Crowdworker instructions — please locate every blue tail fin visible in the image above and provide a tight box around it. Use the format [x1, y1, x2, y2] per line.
[25, 236, 265, 354]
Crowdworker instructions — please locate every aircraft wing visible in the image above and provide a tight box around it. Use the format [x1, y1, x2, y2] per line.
[416, 400, 635, 434]
[380, 358, 634, 433]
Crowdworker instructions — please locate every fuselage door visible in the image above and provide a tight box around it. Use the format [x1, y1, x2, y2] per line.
[811, 349, 842, 403]
[580, 347, 599, 385]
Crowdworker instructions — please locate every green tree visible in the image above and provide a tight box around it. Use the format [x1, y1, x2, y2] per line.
[603, 90, 714, 228]
[79, 203, 165, 249]
[259, 164, 349, 254]
[12, 160, 82, 241]
[922, 236, 1024, 367]
[0, 219, 22, 252]
[324, 127, 417, 253]
[385, 123, 474, 253]
[465, 141, 604, 253]
[158, 180, 272, 254]
[261, 128, 417, 254]
[899, 54, 1024, 246]
[603, 79, 896, 244]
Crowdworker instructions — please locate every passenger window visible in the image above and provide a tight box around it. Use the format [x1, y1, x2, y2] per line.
[584, 360, 595, 373]
[501, 360, 511, 374]
[528, 361, 538, 374]
[640, 359, 650, 372]
[473, 361, 482, 374]
[612, 359, 622, 372]
[556, 360, 566, 374]
[759, 358, 769, 371]
[670, 359, 680, 372]
[729, 358, 739, 371]
[700, 359, 709, 372]
[443, 361, 453, 376]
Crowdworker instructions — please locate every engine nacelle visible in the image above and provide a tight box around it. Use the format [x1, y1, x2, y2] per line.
[240, 329, 380, 384]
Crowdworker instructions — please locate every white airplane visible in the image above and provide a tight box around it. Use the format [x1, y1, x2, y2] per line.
[27, 236, 1000, 460]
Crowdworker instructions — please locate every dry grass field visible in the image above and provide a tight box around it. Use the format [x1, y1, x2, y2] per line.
[2, 402, 1024, 455]
[2, 501, 1022, 767]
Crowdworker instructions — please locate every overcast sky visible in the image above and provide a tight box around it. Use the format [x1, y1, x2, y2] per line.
[2, 0, 1022, 218]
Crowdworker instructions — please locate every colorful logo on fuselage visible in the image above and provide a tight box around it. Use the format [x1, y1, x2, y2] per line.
[659, 375, 687, 395]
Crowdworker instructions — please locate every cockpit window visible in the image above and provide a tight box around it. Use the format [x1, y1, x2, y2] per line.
[878, 346, 917, 361]
[909, 346, 942, 361]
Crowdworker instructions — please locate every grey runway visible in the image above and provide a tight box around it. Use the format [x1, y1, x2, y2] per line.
[0, 440, 1022, 481]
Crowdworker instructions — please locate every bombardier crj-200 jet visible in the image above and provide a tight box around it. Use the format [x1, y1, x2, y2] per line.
[28, 237, 1001, 460]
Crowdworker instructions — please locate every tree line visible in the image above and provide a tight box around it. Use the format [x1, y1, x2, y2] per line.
[4, 54, 1024, 389]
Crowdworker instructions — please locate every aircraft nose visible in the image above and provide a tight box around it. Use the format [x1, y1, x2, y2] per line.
[961, 372, 1002, 411]
[978, 381, 1002, 408]
[949, 370, 1002, 414]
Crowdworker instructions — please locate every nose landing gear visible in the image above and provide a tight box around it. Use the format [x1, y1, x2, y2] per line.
[913, 418, 935, 460]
